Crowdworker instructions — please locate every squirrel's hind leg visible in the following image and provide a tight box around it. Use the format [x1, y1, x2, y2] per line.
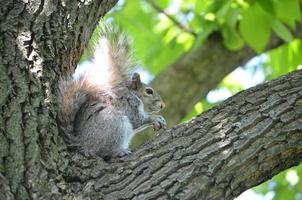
[97, 114, 135, 158]
[111, 115, 134, 157]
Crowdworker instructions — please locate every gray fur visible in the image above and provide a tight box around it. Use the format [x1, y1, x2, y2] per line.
[57, 77, 90, 148]
[57, 26, 166, 158]
[72, 79, 166, 158]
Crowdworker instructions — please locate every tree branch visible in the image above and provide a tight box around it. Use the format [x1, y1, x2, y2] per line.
[146, 0, 197, 36]
[64, 69, 302, 200]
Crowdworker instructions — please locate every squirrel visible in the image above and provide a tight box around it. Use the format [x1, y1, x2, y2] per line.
[57, 25, 167, 159]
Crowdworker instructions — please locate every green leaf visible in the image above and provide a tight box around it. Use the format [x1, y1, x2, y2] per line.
[274, 0, 301, 29]
[274, 190, 295, 200]
[222, 25, 244, 51]
[194, 0, 205, 13]
[225, 8, 240, 27]
[216, 0, 232, 24]
[155, 0, 169, 8]
[253, 181, 270, 195]
[257, 0, 301, 29]
[239, 3, 271, 52]
[182, 99, 215, 122]
[193, 21, 217, 49]
[256, 0, 276, 16]
[266, 39, 302, 80]
[271, 19, 293, 42]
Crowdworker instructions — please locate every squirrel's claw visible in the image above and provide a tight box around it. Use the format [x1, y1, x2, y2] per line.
[152, 115, 167, 131]
[116, 148, 132, 157]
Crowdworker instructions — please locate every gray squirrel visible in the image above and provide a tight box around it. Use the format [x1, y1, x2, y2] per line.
[57, 26, 166, 159]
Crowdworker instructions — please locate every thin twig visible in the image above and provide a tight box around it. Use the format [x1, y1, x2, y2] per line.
[146, 0, 197, 37]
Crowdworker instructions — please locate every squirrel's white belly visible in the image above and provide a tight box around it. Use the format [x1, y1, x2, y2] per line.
[121, 115, 134, 149]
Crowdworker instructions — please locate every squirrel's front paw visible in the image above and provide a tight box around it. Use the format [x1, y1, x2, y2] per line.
[115, 148, 132, 157]
[151, 115, 167, 131]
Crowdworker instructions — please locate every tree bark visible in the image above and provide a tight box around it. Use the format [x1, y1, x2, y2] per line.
[152, 26, 302, 126]
[65, 69, 302, 200]
[1, 1, 302, 200]
[0, 0, 117, 199]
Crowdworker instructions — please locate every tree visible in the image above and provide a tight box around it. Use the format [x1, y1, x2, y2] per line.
[0, 1, 301, 200]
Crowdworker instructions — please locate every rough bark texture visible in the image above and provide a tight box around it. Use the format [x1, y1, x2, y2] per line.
[64, 69, 302, 199]
[0, 0, 117, 199]
[1, 0, 302, 200]
[152, 27, 302, 126]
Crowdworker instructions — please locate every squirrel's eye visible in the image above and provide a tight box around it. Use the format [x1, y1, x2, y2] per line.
[145, 87, 154, 95]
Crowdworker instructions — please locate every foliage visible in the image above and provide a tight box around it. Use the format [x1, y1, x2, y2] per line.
[102, 0, 301, 74]
[81, 0, 302, 199]
[253, 165, 302, 200]
[264, 39, 302, 80]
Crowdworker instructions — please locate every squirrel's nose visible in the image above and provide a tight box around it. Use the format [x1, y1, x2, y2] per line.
[160, 102, 165, 109]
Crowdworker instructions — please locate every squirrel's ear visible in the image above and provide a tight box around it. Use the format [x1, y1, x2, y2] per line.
[131, 72, 142, 90]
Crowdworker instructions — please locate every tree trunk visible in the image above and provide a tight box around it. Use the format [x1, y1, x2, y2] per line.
[0, 0, 117, 199]
[1, 1, 302, 200]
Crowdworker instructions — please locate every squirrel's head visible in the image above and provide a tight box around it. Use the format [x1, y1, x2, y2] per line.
[129, 73, 165, 114]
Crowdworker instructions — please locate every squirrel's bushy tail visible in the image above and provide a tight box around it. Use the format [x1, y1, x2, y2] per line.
[57, 77, 96, 147]
[75, 24, 135, 91]
[57, 24, 135, 147]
